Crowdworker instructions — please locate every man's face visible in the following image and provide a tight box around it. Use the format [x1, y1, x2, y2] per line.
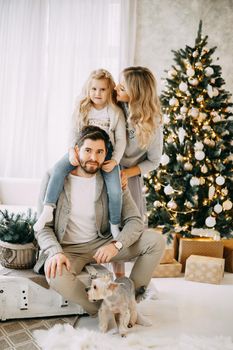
[76, 138, 106, 175]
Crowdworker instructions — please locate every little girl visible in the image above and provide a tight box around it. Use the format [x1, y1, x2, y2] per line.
[34, 69, 126, 242]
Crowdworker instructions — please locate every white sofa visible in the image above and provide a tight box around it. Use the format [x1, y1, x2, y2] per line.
[0, 177, 42, 214]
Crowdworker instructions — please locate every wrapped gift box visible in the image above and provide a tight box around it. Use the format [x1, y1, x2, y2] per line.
[185, 255, 225, 284]
[152, 259, 182, 278]
[160, 247, 174, 264]
[177, 237, 224, 272]
[223, 239, 233, 273]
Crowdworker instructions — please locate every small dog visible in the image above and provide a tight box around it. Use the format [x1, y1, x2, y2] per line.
[86, 275, 138, 337]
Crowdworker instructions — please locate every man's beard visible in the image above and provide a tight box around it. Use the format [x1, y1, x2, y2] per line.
[78, 159, 101, 174]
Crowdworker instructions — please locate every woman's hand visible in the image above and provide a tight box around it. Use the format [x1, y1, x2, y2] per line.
[102, 159, 117, 172]
[121, 170, 128, 191]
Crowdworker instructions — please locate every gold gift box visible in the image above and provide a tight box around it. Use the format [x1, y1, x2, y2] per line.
[223, 239, 233, 272]
[152, 259, 182, 278]
[160, 247, 174, 264]
[185, 255, 225, 284]
[177, 237, 224, 272]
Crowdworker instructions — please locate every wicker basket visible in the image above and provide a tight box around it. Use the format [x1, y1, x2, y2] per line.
[0, 240, 37, 269]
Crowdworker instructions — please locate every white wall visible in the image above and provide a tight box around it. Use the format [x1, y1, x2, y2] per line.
[134, 0, 233, 94]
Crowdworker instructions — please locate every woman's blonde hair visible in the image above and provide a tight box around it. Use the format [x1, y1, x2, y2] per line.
[122, 66, 162, 148]
[73, 69, 116, 129]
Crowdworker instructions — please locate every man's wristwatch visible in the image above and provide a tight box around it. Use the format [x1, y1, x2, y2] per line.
[112, 241, 123, 251]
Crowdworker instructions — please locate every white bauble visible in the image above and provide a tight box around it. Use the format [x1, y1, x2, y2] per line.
[169, 97, 179, 107]
[184, 162, 193, 171]
[199, 112, 207, 120]
[199, 177, 205, 185]
[167, 135, 174, 144]
[214, 204, 223, 214]
[193, 51, 199, 58]
[194, 141, 204, 150]
[205, 67, 214, 76]
[164, 185, 174, 195]
[189, 107, 199, 118]
[213, 88, 219, 97]
[208, 185, 215, 200]
[221, 188, 228, 196]
[179, 82, 188, 92]
[201, 164, 208, 173]
[190, 177, 200, 186]
[176, 114, 184, 120]
[213, 115, 221, 123]
[163, 114, 170, 124]
[176, 154, 184, 162]
[167, 200, 177, 210]
[195, 62, 202, 68]
[180, 106, 188, 114]
[188, 78, 199, 86]
[216, 175, 225, 186]
[153, 200, 162, 208]
[223, 200, 232, 211]
[196, 95, 204, 102]
[167, 68, 177, 79]
[205, 216, 216, 227]
[195, 150, 205, 160]
[211, 78, 215, 84]
[161, 154, 170, 166]
[186, 67, 195, 77]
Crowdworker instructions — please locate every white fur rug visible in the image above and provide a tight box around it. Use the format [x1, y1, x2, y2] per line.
[33, 324, 233, 350]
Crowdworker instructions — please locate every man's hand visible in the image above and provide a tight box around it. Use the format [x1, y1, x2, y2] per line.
[102, 159, 117, 173]
[45, 253, 71, 279]
[93, 243, 118, 264]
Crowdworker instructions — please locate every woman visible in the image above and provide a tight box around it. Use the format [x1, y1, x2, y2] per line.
[115, 66, 163, 223]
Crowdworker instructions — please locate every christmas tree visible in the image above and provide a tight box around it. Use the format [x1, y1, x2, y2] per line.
[145, 21, 233, 241]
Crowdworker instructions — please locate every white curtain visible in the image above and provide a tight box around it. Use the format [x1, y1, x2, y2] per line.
[0, 0, 136, 178]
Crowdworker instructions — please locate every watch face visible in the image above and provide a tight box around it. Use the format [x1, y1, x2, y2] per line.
[115, 241, 123, 250]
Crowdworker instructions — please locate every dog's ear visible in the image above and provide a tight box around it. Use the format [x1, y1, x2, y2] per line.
[107, 282, 119, 292]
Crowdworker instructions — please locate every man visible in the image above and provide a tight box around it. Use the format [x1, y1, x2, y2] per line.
[34, 126, 165, 315]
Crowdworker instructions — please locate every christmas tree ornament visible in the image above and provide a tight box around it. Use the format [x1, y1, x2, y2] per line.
[153, 200, 162, 208]
[167, 68, 177, 78]
[192, 50, 199, 58]
[195, 150, 205, 160]
[199, 177, 205, 185]
[211, 78, 215, 84]
[176, 154, 184, 162]
[205, 216, 216, 227]
[184, 162, 193, 171]
[194, 141, 204, 150]
[222, 200, 232, 211]
[161, 154, 170, 166]
[169, 97, 179, 107]
[215, 175, 225, 186]
[213, 88, 219, 97]
[196, 95, 204, 102]
[185, 201, 193, 209]
[167, 200, 177, 209]
[189, 107, 199, 117]
[190, 177, 200, 186]
[154, 183, 161, 191]
[164, 185, 174, 195]
[163, 114, 170, 124]
[204, 67, 214, 76]
[195, 62, 202, 68]
[180, 106, 188, 114]
[179, 82, 188, 92]
[201, 164, 208, 173]
[186, 67, 195, 77]
[208, 185, 215, 199]
[214, 204, 223, 214]
[188, 77, 199, 86]
[178, 127, 186, 144]
[207, 84, 214, 98]
[213, 115, 221, 123]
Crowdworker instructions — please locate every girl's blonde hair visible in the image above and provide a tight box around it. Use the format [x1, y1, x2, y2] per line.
[73, 69, 116, 129]
[122, 66, 162, 148]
